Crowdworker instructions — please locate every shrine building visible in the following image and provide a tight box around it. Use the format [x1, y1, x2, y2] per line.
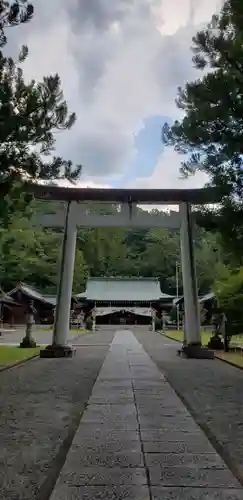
[75, 277, 175, 325]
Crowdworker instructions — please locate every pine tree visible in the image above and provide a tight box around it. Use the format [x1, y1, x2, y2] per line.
[0, 1, 82, 217]
[163, 0, 243, 258]
[0, 1, 34, 46]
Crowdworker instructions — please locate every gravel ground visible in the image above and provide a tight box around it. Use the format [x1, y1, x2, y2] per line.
[0, 326, 89, 345]
[0, 329, 114, 500]
[134, 329, 243, 484]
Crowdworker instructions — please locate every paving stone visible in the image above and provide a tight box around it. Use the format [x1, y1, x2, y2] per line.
[72, 428, 141, 446]
[71, 440, 142, 454]
[143, 440, 216, 454]
[55, 467, 147, 486]
[94, 380, 133, 388]
[151, 487, 243, 500]
[50, 485, 150, 500]
[139, 417, 199, 431]
[100, 360, 129, 366]
[128, 356, 155, 366]
[134, 387, 178, 396]
[89, 395, 135, 405]
[82, 405, 137, 420]
[66, 448, 144, 468]
[79, 420, 139, 430]
[130, 367, 162, 379]
[132, 379, 168, 388]
[149, 466, 241, 487]
[100, 361, 129, 368]
[137, 407, 191, 418]
[90, 388, 134, 398]
[134, 388, 180, 396]
[140, 421, 199, 432]
[135, 391, 182, 402]
[145, 452, 226, 468]
[141, 430, 202, 441]
[135, 391, 181, 399]
[135, 398, 186, 410]
[83, 403, 137, 420]
[99, 371, 131, 379]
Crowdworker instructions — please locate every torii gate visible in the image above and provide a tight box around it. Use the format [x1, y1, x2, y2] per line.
[28, 184, 223, 359]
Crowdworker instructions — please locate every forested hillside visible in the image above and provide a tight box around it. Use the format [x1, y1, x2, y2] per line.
[0, 199, 226, 296]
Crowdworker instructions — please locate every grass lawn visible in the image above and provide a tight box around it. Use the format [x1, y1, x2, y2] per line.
[163, 330, 243, 369]
[164, 330, 211, 346]
[73, 329, 89, 334]
[230, 335, 243, 346]
[0, 346, 40, 366]
[164, 330, 243, 347]
[216, 351, 243, 368]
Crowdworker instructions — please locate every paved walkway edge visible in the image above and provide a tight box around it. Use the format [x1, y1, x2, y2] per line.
[0, 353, 40, 373]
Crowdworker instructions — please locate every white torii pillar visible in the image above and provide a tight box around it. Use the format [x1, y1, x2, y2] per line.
[179, 202, 213, 358]
[40, 201, 77, 357]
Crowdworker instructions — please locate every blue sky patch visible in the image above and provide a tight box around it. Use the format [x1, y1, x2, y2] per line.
[116, 115, 172, 187]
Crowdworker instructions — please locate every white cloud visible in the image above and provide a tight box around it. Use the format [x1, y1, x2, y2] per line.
[7, 0, 220, 184]
[130, 147, 209, 211]
[131, 148, 208, 190]
[53, 179, 112, 189]
[153, 0, 221, 35]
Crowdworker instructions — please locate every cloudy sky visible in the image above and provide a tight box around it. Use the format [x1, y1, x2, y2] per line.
[10, 0, 221, 189]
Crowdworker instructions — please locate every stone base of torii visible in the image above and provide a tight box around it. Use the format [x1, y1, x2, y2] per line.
[29, 185, 222, 359]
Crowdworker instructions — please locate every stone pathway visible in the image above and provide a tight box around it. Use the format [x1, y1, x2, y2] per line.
[50, 330, 243, 499]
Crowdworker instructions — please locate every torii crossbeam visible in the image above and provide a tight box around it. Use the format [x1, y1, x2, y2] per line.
[27, 184, 224, 359]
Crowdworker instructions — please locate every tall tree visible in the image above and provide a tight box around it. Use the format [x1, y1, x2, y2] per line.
[0, 1, 34, 45]
[163, 0, 243, 255]
[0, 0, 82, 221]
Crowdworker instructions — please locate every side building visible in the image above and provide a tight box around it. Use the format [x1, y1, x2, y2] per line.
[75, 277, 174, 325]
[173, 291, 217, 327]
[5, 283, 77, 325]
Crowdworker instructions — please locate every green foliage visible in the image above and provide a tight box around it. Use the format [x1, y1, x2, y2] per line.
[170, 307, 177, 323]
[85, 317, 93, 331]
[154, 316, 162, 331]
[213, 265, 243, 322]
[0, 0, 81, 221]
[195, 230, 223, 292]
[163, 0, 243, 258]
[163, 0, 243, 187]
[0, 1, 34, 48]
[0, 203, 88, 292]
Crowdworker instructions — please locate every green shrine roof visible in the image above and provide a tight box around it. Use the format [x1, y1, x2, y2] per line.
[76, 277, 174, 302]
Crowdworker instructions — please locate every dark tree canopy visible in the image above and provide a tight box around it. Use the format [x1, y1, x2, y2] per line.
[0, 1, 34, 47]
[0, 0, 82, 220]
[163, 0, 243, 259]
